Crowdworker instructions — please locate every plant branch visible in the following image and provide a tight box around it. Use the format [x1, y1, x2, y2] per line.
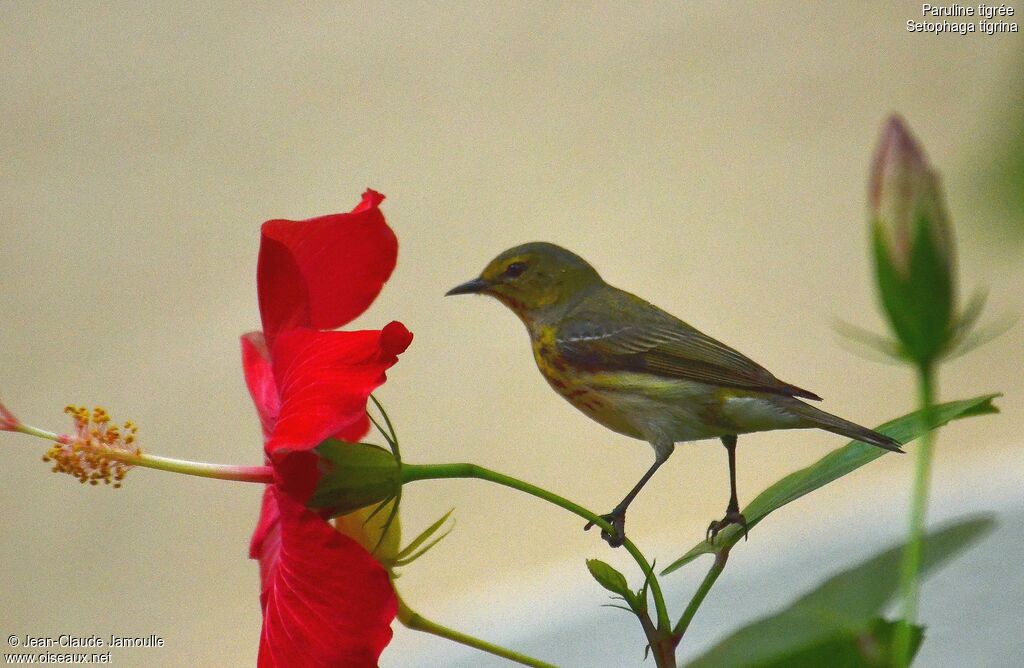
[401, 462, 671, 632]
[894, 362, 938, 665]
[674, 547, 730, 638]
[395, 589, 556, 668]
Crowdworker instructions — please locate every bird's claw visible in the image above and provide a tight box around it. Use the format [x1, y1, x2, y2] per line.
[585, 512, 626, 548]
[705, 510, 748, 543]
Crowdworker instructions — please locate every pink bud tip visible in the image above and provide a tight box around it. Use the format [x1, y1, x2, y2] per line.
[0, 401, 19, 431]
[869, 114, 929, 215]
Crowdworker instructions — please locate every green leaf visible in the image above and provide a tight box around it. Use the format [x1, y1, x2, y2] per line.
[393, 509, 455, 566]
[663, 395, 998, 575]
[683, 516, 993, 668]
[979, 68, 1024, 243]
[587, 559, 632, 600]
[754, 618, 924, 668]
[307, 439, 401, 517]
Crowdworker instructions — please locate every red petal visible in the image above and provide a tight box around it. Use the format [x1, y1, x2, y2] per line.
[241, 332, 281, 440]
[253, 487, 396, 668]
[257, 191, 397, 346]
[266, 322, 413, 455]
[350, 189, 385, 213]
[249, 485, 281, 579]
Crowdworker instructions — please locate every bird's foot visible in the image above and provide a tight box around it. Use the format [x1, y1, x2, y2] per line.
[705, 510, 748, 543]
[584, 511, 626, 548]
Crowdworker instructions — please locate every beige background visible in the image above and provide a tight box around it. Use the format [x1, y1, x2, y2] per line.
[1, 2, 1021, 666]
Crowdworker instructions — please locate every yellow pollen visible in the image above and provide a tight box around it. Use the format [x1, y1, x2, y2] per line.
[44, 405, 142, 488]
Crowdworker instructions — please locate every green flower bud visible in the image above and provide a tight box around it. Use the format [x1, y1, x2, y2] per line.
[869, 115, 957, 365]
[307, 440, 401, 518]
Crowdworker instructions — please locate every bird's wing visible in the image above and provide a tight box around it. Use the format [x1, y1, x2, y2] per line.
[556, 291, 821, 400]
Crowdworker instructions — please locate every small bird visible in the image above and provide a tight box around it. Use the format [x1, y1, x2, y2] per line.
[447, 243, 902, 548]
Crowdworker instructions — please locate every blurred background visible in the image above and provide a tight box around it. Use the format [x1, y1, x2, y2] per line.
[1, 2, 1021, 666]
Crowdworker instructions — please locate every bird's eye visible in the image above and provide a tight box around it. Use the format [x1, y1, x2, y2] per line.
[503, 262, 527, 279]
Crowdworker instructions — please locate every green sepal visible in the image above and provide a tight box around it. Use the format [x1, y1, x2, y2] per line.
[907, 210, 955, 350]
[872, 212, 956, 365]
[393, 509, 455, 567]
[872, 218, 913, 354]
[307, 439, 401, 518]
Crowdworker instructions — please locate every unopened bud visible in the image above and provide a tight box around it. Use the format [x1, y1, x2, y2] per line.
[869, 115, 957, 364]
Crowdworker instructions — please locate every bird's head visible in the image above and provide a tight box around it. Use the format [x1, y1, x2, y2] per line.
[446, 242, 603, 320]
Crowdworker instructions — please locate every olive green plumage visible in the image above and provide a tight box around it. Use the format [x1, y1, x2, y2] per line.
[447, 241, 902, 546]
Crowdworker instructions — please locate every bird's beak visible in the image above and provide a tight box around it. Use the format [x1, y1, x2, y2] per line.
[445, 277, 489, 296]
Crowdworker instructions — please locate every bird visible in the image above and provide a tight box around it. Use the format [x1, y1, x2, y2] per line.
[446, 242, 902, 548]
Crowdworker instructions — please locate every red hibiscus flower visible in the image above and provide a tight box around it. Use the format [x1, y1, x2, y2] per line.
[241, 190, 412, 667]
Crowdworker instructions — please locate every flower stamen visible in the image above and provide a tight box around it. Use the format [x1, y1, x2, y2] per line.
[43, 406, 141, 488]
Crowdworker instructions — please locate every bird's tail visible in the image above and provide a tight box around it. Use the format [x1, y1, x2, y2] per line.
[790, 401, 904, 453]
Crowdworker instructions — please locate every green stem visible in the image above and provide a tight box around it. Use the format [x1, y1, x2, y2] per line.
[632, 612, 677, 668]
[12, 422, 274, 484]
[402, 462, 671, 633]
[894, 363, 937, 666]
[673, 547, 730, 638]
[396, 589, 556, 668]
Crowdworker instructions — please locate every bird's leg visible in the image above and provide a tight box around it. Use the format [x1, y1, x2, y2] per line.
[706, 434, 749, 542]
[585, 456, 667, 548]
